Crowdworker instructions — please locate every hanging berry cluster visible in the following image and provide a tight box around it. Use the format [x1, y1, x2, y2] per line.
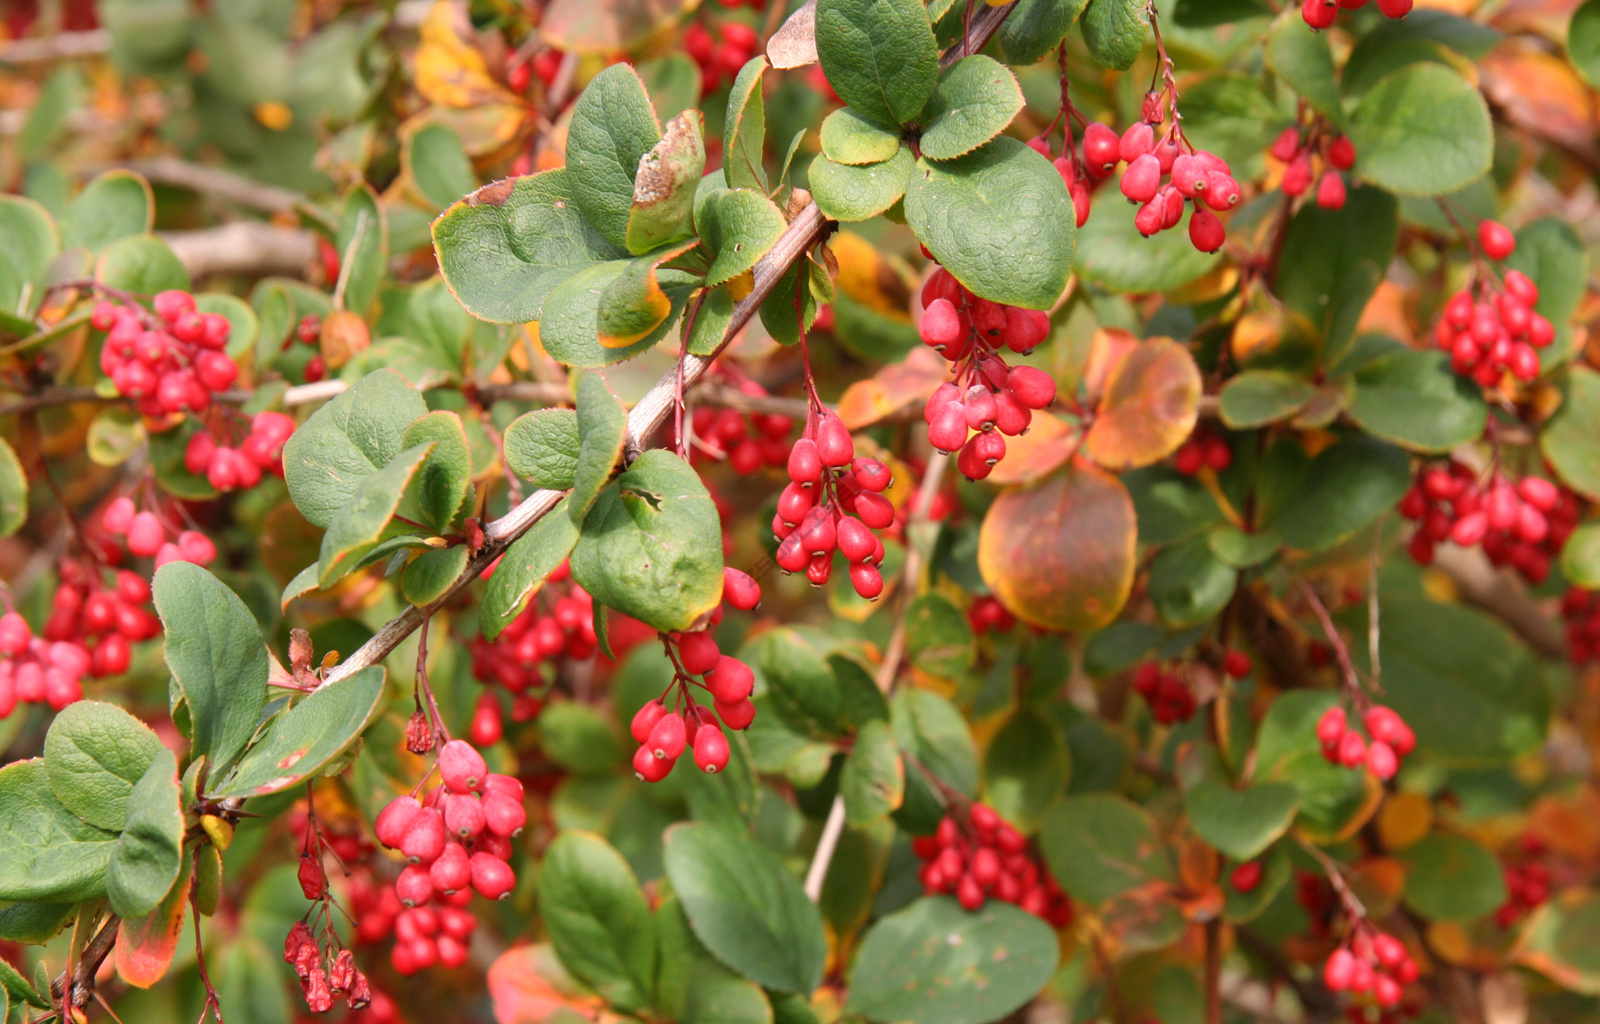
[93, 290, 239, 415]
[1561, 586, 1600, 665]
[1130, 650, 1250, 725]
[1173, 424, 1233, 475]
[1270, 125, 1356, 210]
[1398, 462, 1577, 584]
[629, 569, 763, 782]
[183, 410, 295, 493]
[1302, 0, 1413, 30]
[911, 805, 1073, 925]
[102, 495, 218, 568]
[1315, 704, 1414, 780]
[917, 265, 1058, 481]
[774, 410, 895, 597]
[683, 20, 759, 96]
[372, 740, 525, 973]
[1430, 223, 1554, 387]
[469, 560, 597, 724]
[1495, 835, 1553, 928]
[286, 314, 327, 383]
[286, 808, 377, 1014]
[687, 368, 794, 474]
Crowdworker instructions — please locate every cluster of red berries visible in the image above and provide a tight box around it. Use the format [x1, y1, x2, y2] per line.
[1271, 126, 1355, 210]
[372, 740, 525, 972]
[1173, 425, 1233, 475]
[1399, 463, 1577, 585]
[1025, 136, 1092, 228]
[1079, 92, 1238, 251]
[285, 921, 373, 1013]
[1496, 856, 1552, 928]
[470, 561, 598, 726]
[183, 411, 295, 492]
[911, 805, 1073, 926]
[774, 412, 895, 597]
[92, 291, 239, 416]
[509, 49, 565, 94]
[688, 372, 794, 474]
[102, 495, 218, 569]
[1560, 587, 1600, 665]
[629, 569, 763, 782]
[917, 267, 1058, 481]
[966, 595, 1015, 635]
[1301, 0, 1413, 29]
[684, 20, 758, 95]
[1322, 928, 1419, 1010]
[287, 314, 327, 383]
[1430, 223, 1555, 387]
[1131, 650, 1251, 725]
[1315, 704, 1414, 780]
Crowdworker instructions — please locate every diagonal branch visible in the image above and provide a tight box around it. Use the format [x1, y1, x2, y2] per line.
[318, 5, 1017, 687]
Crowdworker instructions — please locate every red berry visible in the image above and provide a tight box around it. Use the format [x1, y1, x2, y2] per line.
[1324, 948, 1356, 990]
[714, 697, 756, 730]
[814, 413, 854, 467]
[693, 723, 731, 773]
[849, 562, 884, 601]
[470, 852, 516, 900]
[1315, 706, 1347, 746]
[1189, 207, 1226, 253]
[482, 790, 526, 837]
[677, 631, 721, 675]
[442, 792, 485, 839]
[647, 711, 688, 760]
[1230, 860, 1264, 893]
[127, 512, 165, 558]
[634, 743, 675, 781]
[396, 863, 435, 907]
[153, 290, 195, 322]
[438, 739, 487, 793]
[1221, 650, 1252, 678]
[375, 796, 422, 849]
[1082, 122, 1120, 176]
[1120, 153, 1162, 204]
[722, 567, 761, 610]
[1479, 220, 1516, 261]
[631, 699, 668, 743]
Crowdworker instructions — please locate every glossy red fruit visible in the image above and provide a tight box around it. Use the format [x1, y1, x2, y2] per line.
[920, 297, 964, 351]
[1478, 219, 1516, 261]
[634, 743, 675, 781]
[1315, 170, 1347, 210]
[396, 864, 435, 907]
[375, 796, 422, 848]
[849, 562, 884, 601]
[714, 697, 756, 730]
[1367, 740, 1399, 779]
[470, 852, 516, 900]
[1007, 366, 1056, 409]
[400, 808, 448, 864]
[442, 792, 485, 839]
[1189, 207, 1226, 253]
[647, 711, 688, 760]
[1119, 153, 1162, 204]
[1315, 706, 1347, 746]
[1336, 729, 1368, 768]
[927, 401, 969, 453]
[1323, 948, 1356, 990]
[185, 430, 217, 476]
[854, 491, 895, 529]
[127, 512, 165, 558]
[693, 723, 731, 773]
[428, 842, 472, 893]
[1375, 0, 1412, 15]
[1327, 135, 1356, 169]
[786, 437, 823, 487]
[631, 699, 667, 743]
[1221, 650, 1252, 678]
[1230, 860, 1264, 893]
[814, 413, 854, 467]
[438, 739, 487, 793]
[482, 791, 527, 837]
[1082, 122, 1121, 176]
[678, 631, 721, 675]
[722, 567, 762, 610]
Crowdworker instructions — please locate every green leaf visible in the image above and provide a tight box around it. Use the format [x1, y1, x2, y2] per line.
[663, 822, 827, 994]
[905, 137, 1075, 310]
[1274, 186, 1398, 359]
[686, 284, 736, 357]
[1148, 535, 1237, 628]
[570, 373, 628, 523]
[998, 0, 1089, 66]
[841, 719, 904, 826]
[539, 259, 688, 368]
[814, 0, 939, 127]
[1218, 370, 1315, 428]
[540, 703, 625, 774]
[1208, 525, 1280, 568]
[407, 123, 477, 211]
[1345, 349, 1487, 452]
[1185, 780, 1298, 861]
[1039, 793, 1170, 905]
[106, 748, 183, 921]
[905, 593, 975, 679]
[655, 892, 775, 1024]
[152, 562, 269, 776]
[400, 545, 471, 607]
[211, 666, 386, 797]
[1253, 691, 1372, 840]
[433, 170, 627, 325]
[1076, 195, 1219, 293]
[336, 185, 387, 317]
[317, 442, 433, 586]
[96, 234, 190, 295]
[1349, 63, 1492, 196]
[401, 411, 472, 533]
[0, 902, 74, 945]
[1563, 523, 1600, 588]
[481, 503, 582, 639]
[43, 701, 164, 832]
[0, 956, 48, 1011]
[760, 628, 845, 739]
[62, 170, 153, 252]
[981, 707, 1069, 833]
[1349, 596, 1549, 766]
[1081, 0, 1148, 70]
[1265, 16, 1342, 123]
[1543, 366, 1600, 500]
[758, 256, 829, 345]
[598, 243, 698, 347]
[627, 111, 706, 255]
[566, 63, 664, 249]
[809, 149, 913, 222]
[1263, 434, 1411, 552]
[0, 760, 117, 904]
[0, 437, 27, 538]
[1572, 0, 1600, 87]
[918, 56, 1023, 161]
[845, 897, 1058, 1024]
[282, 368, 429, 528]
[892, 688, 978, 831]
[0, 196, 57, 319]
[570, 450, 724, 632]
[700, 189, 787, 288]
[541, 830, 657, 1012]
[504, 409, 580, 489]
[726, 57, 770, 191]
[820, 108, 902, 166]
[1399, 833, 1506, 922]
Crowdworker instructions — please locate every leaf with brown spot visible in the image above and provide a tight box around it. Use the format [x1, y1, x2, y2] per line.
[985, 411, 1077, 486]
[114, 854, 192, 988]
[978, 458, 1136, 632]
[625, 111, 705, 256]
[1082, 337, 1201, 470]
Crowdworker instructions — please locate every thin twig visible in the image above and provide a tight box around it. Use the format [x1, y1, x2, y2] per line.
[802, 796, 847, 901]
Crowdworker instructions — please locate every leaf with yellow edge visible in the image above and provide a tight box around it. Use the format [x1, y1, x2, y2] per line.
[831, 231, 915, 322]
[114, 853, 193, 988]
[985, 412, 1076, 486]
[836, 347, 948, 430]
[598, 240, 700, 349]
[1082, 337, 1201, 470]
[414, 2, 522, 109]
[978, 459, 1136, 632]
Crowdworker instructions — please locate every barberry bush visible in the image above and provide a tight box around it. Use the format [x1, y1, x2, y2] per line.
[2, 0, 1600, 1022]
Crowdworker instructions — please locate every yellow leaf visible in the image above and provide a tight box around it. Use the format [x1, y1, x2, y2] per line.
[415, 1, 522, 110]
[832, 232, 915, 322]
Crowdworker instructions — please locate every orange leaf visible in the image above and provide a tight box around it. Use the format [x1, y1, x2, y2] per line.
[488, 944, 606, 1024]
[986, 412, 1077, 486]
[320, 310, 371, 371]
[978, 458, 1136, 632]
[114, 855, 193, 988]
[415, 1, 522, 109]
[1482, 40, 1597, 150]
[832, 232, 915, 322]
[1080, 328, 1139, 408]
[1082, 337, 1202, 470]
[836, 347, 948, 430]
